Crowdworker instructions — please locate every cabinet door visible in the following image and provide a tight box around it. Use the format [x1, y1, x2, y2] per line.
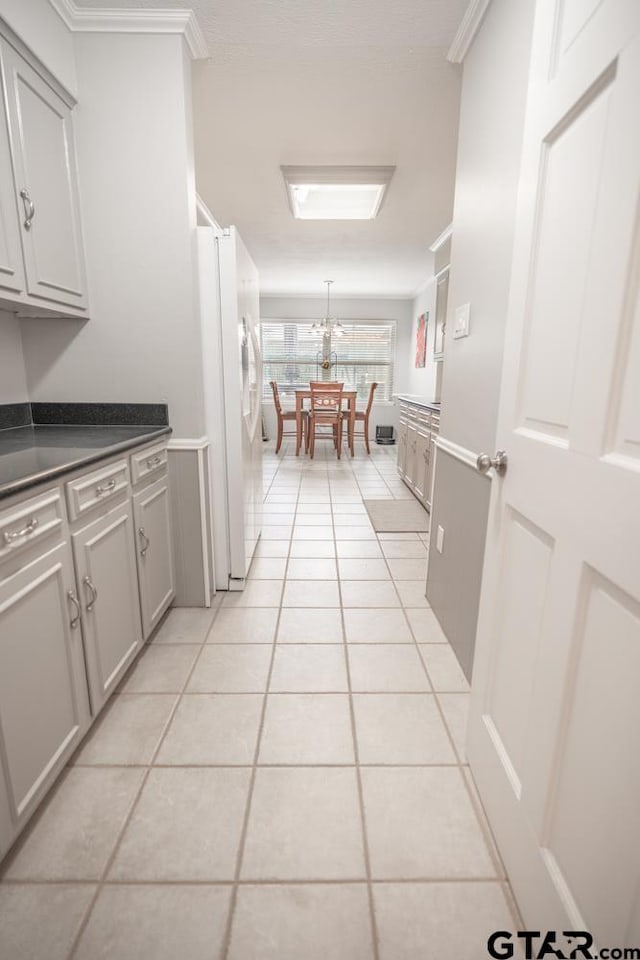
[0, 541, 89, 855]
[405, 423, 418, 487]
[0, 83, 24, 295]
[425, 418, 439, 510]
[413, 431, 430, 503]
[0, 40, 88, 311]
[133, 476, 175, 639]
[72, 503, 142, 714]
[397, 418, 408, 477]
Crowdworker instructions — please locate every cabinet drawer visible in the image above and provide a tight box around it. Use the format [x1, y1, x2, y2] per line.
[66, 460, 129, 522]
[0, 489, 64, 565]
[130, 442, 168, 486]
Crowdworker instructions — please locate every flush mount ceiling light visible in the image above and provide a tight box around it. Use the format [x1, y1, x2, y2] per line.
[281, 165, 395, 220]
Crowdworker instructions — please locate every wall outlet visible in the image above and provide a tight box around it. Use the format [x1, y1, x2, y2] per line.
[436, 525, 445, 554]
[453, 302, 470, 339]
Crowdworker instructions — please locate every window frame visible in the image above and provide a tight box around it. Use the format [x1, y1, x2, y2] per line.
[261, 318, 397, 403]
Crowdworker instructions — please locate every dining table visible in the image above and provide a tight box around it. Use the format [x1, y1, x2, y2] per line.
[294, 388, 358, 457]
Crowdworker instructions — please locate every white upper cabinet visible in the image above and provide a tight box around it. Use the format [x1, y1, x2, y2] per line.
[0, 77, 23, 294]
[0, 34, 88, 315]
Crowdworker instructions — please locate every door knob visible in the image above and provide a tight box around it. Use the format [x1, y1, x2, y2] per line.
[476, 450, 508, 476]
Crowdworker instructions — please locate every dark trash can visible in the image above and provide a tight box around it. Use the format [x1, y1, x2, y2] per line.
[375, 426, 395, 445]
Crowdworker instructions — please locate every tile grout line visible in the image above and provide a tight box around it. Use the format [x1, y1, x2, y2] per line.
[64, 599, 227, 960]
[1, 445, 520, 952]
[2, 873, 507, 887]
[373, 500, 507, 881]
[217, 444, 301, 960]
[331, 465, 382, 960]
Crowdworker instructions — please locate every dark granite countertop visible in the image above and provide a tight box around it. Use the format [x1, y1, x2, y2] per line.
[0, 423, 172, 501]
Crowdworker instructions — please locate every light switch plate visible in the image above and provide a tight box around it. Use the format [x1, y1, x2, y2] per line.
[453, 302, 470, 339]
[436, 525, 445, 554]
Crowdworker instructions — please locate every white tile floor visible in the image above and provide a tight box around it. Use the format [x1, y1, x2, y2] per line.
[0, 441, 521, 959]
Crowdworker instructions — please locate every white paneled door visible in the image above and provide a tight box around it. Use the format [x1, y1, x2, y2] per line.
[468, 0, 640, 946]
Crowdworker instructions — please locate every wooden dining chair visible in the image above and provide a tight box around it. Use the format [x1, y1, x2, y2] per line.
[353, 382, 378, 454]
[308, 382, 344, 459]
[270, 381, 306, 454]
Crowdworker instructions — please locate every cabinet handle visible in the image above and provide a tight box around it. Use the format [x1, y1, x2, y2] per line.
[20, 188, 35, 230]
[3, 517, 38, 545]
[95, 478, 117, 496]
[83, 575, 98, 611]
[146, 455, 163, 468]
[138, 527, 150, 557]
[67, 590, 81, 629]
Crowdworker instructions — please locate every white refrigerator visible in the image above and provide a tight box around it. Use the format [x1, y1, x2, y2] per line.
[197, 224, 263, 591]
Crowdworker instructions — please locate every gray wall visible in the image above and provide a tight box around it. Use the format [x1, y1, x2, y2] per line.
[0, 312, 27, 404]
[428, 451, 491, 678]
[426, 0, 536, 679]
[20, 33, 206, 439]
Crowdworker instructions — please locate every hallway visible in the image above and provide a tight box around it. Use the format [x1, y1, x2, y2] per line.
[0, 442, 520, 959]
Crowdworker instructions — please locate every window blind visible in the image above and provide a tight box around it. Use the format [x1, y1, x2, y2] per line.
[332, 322, 396, 401]
[261, 320, 396, 401]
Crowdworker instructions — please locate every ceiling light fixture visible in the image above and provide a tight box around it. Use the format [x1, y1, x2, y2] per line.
[281, 165, 395, 220]
[311, 281, 344, 337]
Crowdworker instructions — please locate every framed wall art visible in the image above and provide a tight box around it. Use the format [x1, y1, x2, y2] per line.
[415, 311, 428, 368]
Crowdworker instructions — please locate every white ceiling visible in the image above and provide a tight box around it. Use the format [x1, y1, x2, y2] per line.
[73, 0, 468, 297]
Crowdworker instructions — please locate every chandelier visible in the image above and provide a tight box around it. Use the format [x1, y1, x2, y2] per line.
[311, 280, 344, 337]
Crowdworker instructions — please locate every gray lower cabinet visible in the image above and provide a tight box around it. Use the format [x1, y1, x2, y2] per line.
[413, 431, 430, 502]
[133, 475, 175, 639]
[0, 438, 173, 861]
[0, 539, 90, 858]
[396, 399, 440, 510]
[71, 502, 143, 714]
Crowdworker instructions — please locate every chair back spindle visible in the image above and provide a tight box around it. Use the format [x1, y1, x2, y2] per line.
[365, 382, 378, 415]
[270, 380, 283, 415]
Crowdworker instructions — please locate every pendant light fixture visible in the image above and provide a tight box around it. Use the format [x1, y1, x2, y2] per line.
[311, 281, 344, 337]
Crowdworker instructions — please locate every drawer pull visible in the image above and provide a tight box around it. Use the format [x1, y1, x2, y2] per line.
[3, 517, 39, 545]
[67, 590, 81, 629]
[95, 478, 117, 496]
[146, 455, 163, 468]
[138, 527, 150, 557]
[83, 576, 98, 611]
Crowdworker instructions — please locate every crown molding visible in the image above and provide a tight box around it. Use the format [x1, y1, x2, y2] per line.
[260, 290, 415, 301]
[446, 0, 492, 63]
[428, 222, 453, 253]
[49, 0, 209, 59]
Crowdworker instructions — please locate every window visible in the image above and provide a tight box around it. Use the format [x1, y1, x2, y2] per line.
[262, 320, 396, 401]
